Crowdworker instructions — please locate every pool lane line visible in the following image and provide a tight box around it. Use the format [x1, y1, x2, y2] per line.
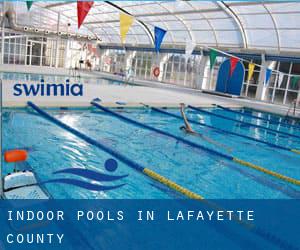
[145, 106, 300, 156]
[92, 102, 300, 187]
[188, 105, 300, 140]
[27, 101, 203, 200]
[26, 102, 299, 250]
[244, 106, 300, 124]
[92, 102, 233, 160]
[215, 104, 300, 130]
[291, 149, 300, 154]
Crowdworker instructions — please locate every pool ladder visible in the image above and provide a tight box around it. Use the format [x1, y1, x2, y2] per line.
[286, 99, 298, 118]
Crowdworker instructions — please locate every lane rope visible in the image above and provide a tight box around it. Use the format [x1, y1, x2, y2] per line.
[143, 168, 203, 199]
[233, 158, 300, 186]
[27, 101, 203, 199]
[188, 105, 300, 140]
[291, 149, 300, 155]
[92, 102, 232, 160]
[28, 102, 298, 250]
[216, 104, 300, 130]
[244, 106, 300, 124]
[147, 105, 300, 154]
[91, 102, 300, 187]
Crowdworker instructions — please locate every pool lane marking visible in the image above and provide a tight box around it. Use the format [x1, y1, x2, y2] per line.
[143, 168, 203, 199]
[146, 106, 300, 155]
[232, 158, 300, 186]
[92, 102, 233, 160]
[215, 104, 300, 130]
[291, 149, 300, 155]
[188, 105, 300, 140]
[244, 106, 300, 124]
[26, 102, 299, 249]
[27, 101, 203, 200]
[92, 102, 300, 187]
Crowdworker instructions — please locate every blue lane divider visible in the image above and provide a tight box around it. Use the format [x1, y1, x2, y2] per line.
[215, 104, 300, 130]
[92, 102, 300, 187]
[116, 101, 127, 105]
[27, 101, 144, 172]
[91, 101, 232, 160]
[244, 107, 300, 124]
[27, 101, 204, 200]
[188, 105, 300, 140]
[26, 102, 300, 250]
[148, 106, 295, 153]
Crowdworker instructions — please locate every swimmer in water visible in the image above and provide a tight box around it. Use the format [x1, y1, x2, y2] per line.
[179, 103, 232, 152]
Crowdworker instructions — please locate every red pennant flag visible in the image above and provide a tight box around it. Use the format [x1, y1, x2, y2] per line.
[77, 1, 94, 29]
[229, 57, 239, 76]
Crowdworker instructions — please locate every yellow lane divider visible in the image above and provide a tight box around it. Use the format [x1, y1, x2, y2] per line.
[233, 158, 300, 186]
[291, 149, 300, 155]
[143, 168, 295, 248]
[143, 168, 204, 200]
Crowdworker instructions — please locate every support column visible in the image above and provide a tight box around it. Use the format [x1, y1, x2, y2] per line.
[159, 54, 168, 82]
[255, 54, 267, 100]
[125, 50, 135, 80]
[255, 54, 275, 101]
[1, 21, 4, 64]
[55, 12, 61, 68]
[64, 40, 70, 69]
[198, 55, 209, 90]
[1, 2, 6, 65]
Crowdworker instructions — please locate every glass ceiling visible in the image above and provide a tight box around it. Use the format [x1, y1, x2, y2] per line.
[6, 1, 300, 53]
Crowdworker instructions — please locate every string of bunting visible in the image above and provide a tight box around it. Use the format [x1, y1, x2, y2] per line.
[27, 1, 300, 89]
[208, 47, 300, 88]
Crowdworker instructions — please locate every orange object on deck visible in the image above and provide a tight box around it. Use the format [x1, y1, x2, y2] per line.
[4, 149, 28, 163]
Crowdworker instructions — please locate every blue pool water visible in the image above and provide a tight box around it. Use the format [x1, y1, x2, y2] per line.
[0, 71, 129, 85]
[2, 106, 300, 199]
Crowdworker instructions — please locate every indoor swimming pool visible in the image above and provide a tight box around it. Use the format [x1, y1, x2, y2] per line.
[2, 105, 300, 199]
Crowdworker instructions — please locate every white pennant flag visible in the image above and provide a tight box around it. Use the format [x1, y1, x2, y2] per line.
[185, 38, 196, 62]
[277, 73, 284, 88]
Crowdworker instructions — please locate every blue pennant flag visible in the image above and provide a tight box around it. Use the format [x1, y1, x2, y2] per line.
[264, 68, 272, 86]
[154, 26, 167, 53]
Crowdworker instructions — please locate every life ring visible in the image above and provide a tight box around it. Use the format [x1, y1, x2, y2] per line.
[153, 67, 160, 77]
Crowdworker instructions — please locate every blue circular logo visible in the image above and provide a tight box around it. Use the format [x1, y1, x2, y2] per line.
[105, 159, 118, 172]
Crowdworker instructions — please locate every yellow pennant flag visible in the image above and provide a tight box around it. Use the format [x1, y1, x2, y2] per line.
[247, 63, 255, 82]
[120, 13, 134, 44]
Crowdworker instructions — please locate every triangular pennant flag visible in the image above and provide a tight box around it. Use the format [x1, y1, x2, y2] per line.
[291, 76, 300, 89]
[154, 26, 167, 53]
[185, 38, 196, 62]
[277, 73, 284, 88]
[229, 57, 239, 76]
[120, 13, 134, 44]
[247, 63, 255, 82]
[77, 1, 94, 29]
[264, 68, 272, 86]
[209, 49, 218, 70]
[26, 1, 33, 10]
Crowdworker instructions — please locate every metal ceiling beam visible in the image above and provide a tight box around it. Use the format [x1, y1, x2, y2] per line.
[85, 16, 231, 25]
[44, 1, 75, 9]
[217, 1, 248, 48]
[262, 3, 281, 53]
[85, 8, 222, 23]
[227, 1, 292, 7]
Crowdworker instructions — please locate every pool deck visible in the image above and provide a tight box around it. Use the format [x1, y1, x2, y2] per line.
[1, 69, 299, 118]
